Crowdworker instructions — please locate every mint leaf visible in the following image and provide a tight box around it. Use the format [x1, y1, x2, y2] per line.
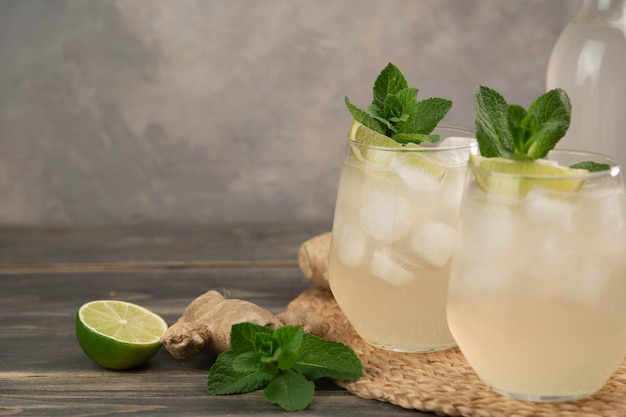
[392, 132, 439, 144]
[507, 104, 528, 151]
[230, 322, 274, 355]
[207, 350, 274, 395]
[474, 86, 573, 162]
[397, 97, 452, 135]
[395, 87, 418, 120]
[263, 370, 315, 412]
[569, 161, 611, 172]
[232, 351, 262, 373]
[373, 63, 408, 107]
[232, 350, 279, 375]
[345, 96, 385, 133]
[475, 85, 515, 158]
[292, 334, 363, 381]
[206, 323, 362, 412]
[521, 89, 571, 159]
[345, 62, 452, 145]
[273, 325, 303, 370]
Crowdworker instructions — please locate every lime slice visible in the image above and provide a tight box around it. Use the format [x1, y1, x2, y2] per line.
[76, 300, 168, 370]
[349, 120, 399, 148]
[349, 121, 447, 182]
[349, 121, 400, 165]
[470, 154, 588, 197]
[399, 142, 447, 182]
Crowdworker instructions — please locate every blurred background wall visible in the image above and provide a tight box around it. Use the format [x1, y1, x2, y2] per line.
[0, 0, 580, 225]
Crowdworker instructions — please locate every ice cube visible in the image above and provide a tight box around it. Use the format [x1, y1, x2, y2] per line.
[453, 250, 507, 292]
[585, 187, 626, 237]
[359, 188, 412, 244]
[393, 155, 445, 193]
[334, 221, 369, 268]
[436, 170, 465, 222]
[466, 202, 516, 254]
[563, 254, 611, 304]
[410, 221, 456, 268]
[525, 189, 577, 231]
[370, 247, 418, 287]
[527, 232, 576, 283]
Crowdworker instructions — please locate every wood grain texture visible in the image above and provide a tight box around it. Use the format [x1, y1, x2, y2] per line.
[0, 223, 430, 416]
[0, 222, 330, 268]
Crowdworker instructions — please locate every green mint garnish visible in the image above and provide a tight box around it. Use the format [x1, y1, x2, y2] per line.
[475, 85, 572, 161]
[207, 323, 362, 412]
[569, 161, 611, 172]
[345, 62, 452, 144]
[475, 85, 609, 171]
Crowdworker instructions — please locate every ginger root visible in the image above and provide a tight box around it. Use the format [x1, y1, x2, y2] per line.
[297, 232, 332, 291]
[162, 290, 330, 359]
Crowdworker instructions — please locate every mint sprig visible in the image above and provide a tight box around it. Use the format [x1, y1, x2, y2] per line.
[345, 62, 452, 144]
[475, 85, 609, 172]
[207, 323, 362, 412]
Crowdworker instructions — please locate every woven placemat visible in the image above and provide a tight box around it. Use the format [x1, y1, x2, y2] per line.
[287, 288, 626, 417]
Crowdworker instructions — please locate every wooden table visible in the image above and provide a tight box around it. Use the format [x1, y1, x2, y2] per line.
[0, 223, 434, 416]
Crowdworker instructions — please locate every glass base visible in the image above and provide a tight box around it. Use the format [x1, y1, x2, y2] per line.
[367, 341, 456, 353]
[490, 386, 596, 403]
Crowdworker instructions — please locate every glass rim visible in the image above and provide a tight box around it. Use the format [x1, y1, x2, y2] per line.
[469, 148, 623, 180]
[347, 125, 477, 153]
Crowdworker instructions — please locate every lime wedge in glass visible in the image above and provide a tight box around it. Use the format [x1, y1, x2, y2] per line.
[470, 154, 588, 197]
[76, 300, 168, 370]
[349, 121, 401, 166]
[349, 121, 447, 181]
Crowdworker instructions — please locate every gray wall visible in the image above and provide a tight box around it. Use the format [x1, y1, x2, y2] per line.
[0, 0, 580, 225]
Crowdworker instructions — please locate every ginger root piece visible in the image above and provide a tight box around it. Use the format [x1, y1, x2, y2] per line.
[297, 232, 332, 291]
[162, 290, 329, 359]
[275, 310, 329, 338]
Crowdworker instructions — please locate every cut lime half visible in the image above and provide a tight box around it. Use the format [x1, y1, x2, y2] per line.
[76, 300, 168, 370]
[469, 154, 588, 197]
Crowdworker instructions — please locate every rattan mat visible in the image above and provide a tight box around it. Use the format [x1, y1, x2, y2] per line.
[287, 288, 626, 417]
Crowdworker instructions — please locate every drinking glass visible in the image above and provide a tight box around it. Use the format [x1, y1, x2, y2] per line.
[448, 149, 626, 401]
[328, 126, 476, 352]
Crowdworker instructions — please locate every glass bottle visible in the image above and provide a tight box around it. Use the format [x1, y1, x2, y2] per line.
[546, 0, 626, 163]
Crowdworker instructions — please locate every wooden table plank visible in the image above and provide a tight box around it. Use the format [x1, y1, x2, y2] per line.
[0, 270, 421, 416]
[0, 223, 435, 416]
[0, 222, 331, 269]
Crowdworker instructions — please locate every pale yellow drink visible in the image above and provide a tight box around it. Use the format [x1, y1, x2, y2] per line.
[448, 150, 626, 401]
[328, 127, 475, 352]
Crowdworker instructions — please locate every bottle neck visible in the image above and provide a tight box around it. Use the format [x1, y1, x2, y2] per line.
[573, 0, 626, 25]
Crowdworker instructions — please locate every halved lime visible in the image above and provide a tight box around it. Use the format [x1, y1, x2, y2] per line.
[470, 154, 588, 197]
[76, 300, 168, 370]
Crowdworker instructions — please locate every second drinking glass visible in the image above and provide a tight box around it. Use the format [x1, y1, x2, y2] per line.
[328, 126, 476, 352]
